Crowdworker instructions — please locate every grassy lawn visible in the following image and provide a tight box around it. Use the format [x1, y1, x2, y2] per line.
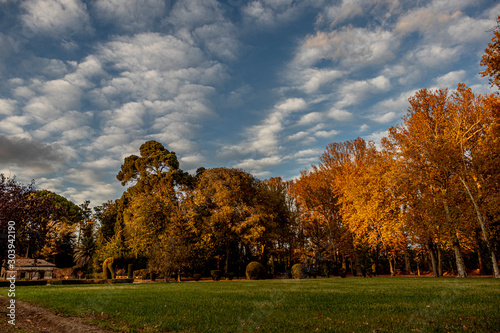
[1, 277, 499, 332]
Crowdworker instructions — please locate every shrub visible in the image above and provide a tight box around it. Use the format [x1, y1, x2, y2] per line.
[245, 262, 266, 280]
[133, 269, 149, 279]
[339, 268, 347, 278]
[103, 257, 115, 279]
[226, 272, 235, 280]
[0, 280, 47, 287]
[193, 274, 202, 281]
[291, 263, 307, 279]
[210, 270, 222, 281]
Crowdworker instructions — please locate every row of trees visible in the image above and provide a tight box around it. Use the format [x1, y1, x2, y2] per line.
[293, 84, 500, 278]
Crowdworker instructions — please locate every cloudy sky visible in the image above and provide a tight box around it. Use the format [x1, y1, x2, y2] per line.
[0, 0, 497, 206]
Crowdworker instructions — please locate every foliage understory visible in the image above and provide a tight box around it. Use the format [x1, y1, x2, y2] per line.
[2, 278, 499, 332]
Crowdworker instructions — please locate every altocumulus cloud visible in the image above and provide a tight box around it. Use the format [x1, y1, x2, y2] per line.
[0, 0, 497, 206]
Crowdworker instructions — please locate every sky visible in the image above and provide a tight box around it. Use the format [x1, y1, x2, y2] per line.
[0, 0, 498, 207]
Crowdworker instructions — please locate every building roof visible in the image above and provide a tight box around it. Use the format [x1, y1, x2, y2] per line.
[14, 259, 56, 268]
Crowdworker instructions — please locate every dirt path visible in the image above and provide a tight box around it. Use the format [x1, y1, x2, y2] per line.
[0, 295, 113, 333]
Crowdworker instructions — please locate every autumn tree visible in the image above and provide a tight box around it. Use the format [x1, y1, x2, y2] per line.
[0, 176, 85, 263]
[259, 177, 295, 274]
[480, 15, 500, 89]
[191, 168, 275, 275]
[290, 167, 347, 276]
[387, 85, 500, 278]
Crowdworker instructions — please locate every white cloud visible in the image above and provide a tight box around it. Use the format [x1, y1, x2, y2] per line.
[98, 33, 206, 72]
[447, 16, 494, 43]
[82, 157, 121, 170]
[39, 79, 82, 110]
[276, 98, 307, 112]
[23, 98, 60, 123]
[327, 108, 353, 121]
[298, 112, 323, 125]
[337, 75, 391, 107]
[180, 154, 205, 170]
[193, 22, 240, 61]
[33, 110, 92, 139]
[409, 44, 460, 68]
[364, 130, 389, 146]
[288, 131, 308, 141]
[290, 148, 322, 159]
[92, 0, 166, 31]
[0, 115, 31, 135]
[167, 0, 226, 30]
[300, 68, 344, 93]
[21, 0, 92, 36]
[0, 99, 17, 116]
[359, 124, 369, 132]
[241, 0, 301, 28]
[218, 98, 308, 158]
[62, 182, 121, 206]
[435, 70, 466, 88]
[373, 89, 415, 114]
[373, 111, 398, 124]
[233, 156, 282, 172]
[60, 126, 95, 142]
[295, 27, 397, 69]
[315, 129, 339, 138]
[107, 102, 145, 130]
[395, 8, 461, 35]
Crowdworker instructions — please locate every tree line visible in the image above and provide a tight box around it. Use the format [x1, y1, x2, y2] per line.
[1, 17, 499, 280]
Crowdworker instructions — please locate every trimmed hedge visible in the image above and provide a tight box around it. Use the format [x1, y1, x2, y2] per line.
[0, 280, 47, 287]
[246, 262, 266, 280]
[110, 278, 134, 284]
[0, 278, 134, 287]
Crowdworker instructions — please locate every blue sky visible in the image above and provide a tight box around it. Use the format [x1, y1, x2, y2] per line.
[0, 0, 497, 206]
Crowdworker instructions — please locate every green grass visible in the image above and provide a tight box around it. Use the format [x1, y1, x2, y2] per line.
[2, 278, 499, 332]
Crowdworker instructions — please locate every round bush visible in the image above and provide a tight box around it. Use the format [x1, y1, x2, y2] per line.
[291, 263, 307, 279]
[210, 270, 222, 281]
[339, 268, 347, 278]
[245, 261, 266, 280]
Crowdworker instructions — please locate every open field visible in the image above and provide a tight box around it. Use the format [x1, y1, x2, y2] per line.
[1, 277, 500, 332]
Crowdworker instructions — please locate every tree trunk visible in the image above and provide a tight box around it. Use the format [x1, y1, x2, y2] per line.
[426, 240, 438, 277]
[459, 177, 500, 278]
[437, 245, 443, 277]
[443, 198, 467, 277]
[404, 249, 412, 274]
[224, 243, 230, 275]
[452, 236, 467, 278]
[389, 252, 395, 277]
[475, 231, 486, 275]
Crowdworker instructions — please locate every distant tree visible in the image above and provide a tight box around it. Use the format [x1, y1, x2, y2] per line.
[192, 168, 280, 274]
[94, 200, 120, 242]
[480, 16, 500, 89]
[74, 235, 96, 269]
